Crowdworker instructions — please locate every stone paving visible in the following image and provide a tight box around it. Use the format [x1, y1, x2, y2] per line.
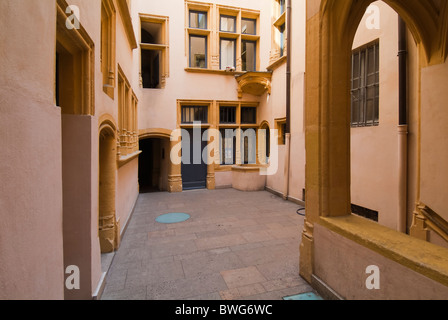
[101, 188, 314, 300]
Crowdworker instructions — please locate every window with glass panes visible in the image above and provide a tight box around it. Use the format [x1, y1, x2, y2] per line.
[220, 38, 236, 70]
[190, 11, 207, 29]
[220, 15, 236, 32]
[220, 129, 237, 165]
[351, 41, 379, 127]
[242, 41, 256, 72]
[181, 106, 208, 124]
[242, 18, 256, 35]
[190, 35, 207, 68]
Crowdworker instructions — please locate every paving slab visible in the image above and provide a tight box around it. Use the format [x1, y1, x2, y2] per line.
[101, 189, 308, 301]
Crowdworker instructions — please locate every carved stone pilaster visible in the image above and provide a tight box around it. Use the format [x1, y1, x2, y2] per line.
[299, 219, 315, 284]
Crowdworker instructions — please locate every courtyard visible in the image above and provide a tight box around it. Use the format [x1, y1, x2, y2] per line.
[101, 189, 314, 300]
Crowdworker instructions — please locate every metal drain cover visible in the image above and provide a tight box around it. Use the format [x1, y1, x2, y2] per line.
[283, 292, 323, 301]
[156, 213, 191, 224]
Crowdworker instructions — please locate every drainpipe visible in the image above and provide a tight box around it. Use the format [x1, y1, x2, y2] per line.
[398, 16, 408, 233]
[283, 0, 292, 200]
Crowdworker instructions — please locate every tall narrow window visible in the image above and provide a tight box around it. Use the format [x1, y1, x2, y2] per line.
[220, 39, 236, 70]
[241, 129, 257, 164]
[101, 0, 116, 98]
[279, 23, 286, 57]
[351, 41, 380, 127]
[140, 15, 169, 89]
[242, 41, 256, 72]
[220, 129, 236, 165]
[190, 36, 207, 68]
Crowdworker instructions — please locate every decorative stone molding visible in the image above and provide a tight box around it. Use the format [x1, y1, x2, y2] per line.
[411, 202, 448, 243]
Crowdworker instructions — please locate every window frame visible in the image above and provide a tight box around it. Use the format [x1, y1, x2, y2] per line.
[181, 105, 209, 124]
[241, 40, 257, 72]
[189, 34, 208, 69]
[189, 10, 208, 29]
[220, 38, 237, 70]
[219, 106, 237, 124]
[220, 14, 237, 33]
[139, 14, 170, 89]
[241, 18, 257, 35]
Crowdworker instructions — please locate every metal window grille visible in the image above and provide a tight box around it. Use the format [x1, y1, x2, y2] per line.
[181, 106, 208, 124]
[219, 106, 237, 124]
[241, 107, 256, 124]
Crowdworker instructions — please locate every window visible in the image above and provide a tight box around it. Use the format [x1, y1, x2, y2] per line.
[351, 41, 379, 127]
[118, 66, 138, 156]
[220, 129, 236, 165]
[242, 41, 256, 72]
[140, 14, 169, 89]
[190, 11, 207, 29]
[279, 0, 286, 14]
[279, 23, 286, 57]
[281, 123, 287, 144]
[101, 0, 116, 98]
[220, 39, 236, 70]
[190, 35, 207, 68]
[242, 18, 256, 35]
[181, 106, 208, 124]
[187, 4, 210, 69]
[216, 103, 258, 166]
[275, 118, 287, 145]
[241, 107, 257, 124]
[56, 0, 94, 115]
[241, 129, 257, 164]
[220, 106, 237, 124]
[220, 15, 236, 33]
[186, 2, 259, 72]
[269, 0, 287, 67]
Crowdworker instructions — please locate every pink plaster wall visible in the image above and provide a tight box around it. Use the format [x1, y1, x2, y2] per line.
[0, 0, 64, 299]
[117, 159, 139, 234]
[351, 2, 401, 229]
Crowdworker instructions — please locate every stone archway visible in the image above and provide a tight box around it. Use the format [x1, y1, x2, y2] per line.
[99, 120, 119, 253]
[139, 128, 183, 193]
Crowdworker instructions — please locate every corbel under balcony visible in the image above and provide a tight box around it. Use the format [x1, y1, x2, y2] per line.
[236, 72, 272, 98]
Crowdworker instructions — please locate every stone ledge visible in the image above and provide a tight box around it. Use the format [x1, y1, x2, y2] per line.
[319, 214, 448, 287]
